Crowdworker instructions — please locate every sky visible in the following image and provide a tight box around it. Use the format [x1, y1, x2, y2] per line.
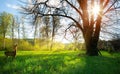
[0, 0, 21, 16]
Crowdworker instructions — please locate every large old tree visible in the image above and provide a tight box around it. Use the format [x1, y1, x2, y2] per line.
[21, 0, 120, 56]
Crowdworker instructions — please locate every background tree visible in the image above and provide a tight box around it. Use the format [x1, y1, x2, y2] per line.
[69, 27, 82, 51]
[33, 15, 61, 50]
[21, 0, 120, 56]
[9, 16, 17, 46]
[50, 16, 61, 50]
[33, 16, 40, 45]
[21, 16, 26, 40]
[0, 12, 13, 49]
[8, 16, 21, 45]
[16, 16, 20, 44]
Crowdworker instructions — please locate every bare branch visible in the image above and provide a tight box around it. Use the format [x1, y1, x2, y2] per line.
[65, 0, 83, 18]
[103, 0, 118, 15]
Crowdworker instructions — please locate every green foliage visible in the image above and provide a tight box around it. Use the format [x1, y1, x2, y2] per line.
[0, 37, 3, 50]
[64, 43, 85, 51]
[51, 42, 65, 51]
[110, 39, 120, 51]
[0, 12, 13, 36]
[0, 51, 120, 74]
[33, 39, 65, 51]
[0, 37, 12, 51]
[0, 38, 65, 51]
[18, 40, 34, 51]
[0, 38, 34, 51]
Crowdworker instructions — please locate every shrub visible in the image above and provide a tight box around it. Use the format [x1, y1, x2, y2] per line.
[18, 40, 34, 51]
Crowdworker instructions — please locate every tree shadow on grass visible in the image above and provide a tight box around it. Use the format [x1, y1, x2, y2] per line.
[62, 55, 120, 74]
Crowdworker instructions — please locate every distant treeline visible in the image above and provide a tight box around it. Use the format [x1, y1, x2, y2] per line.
[0, 37, 85, 51]
[98, 39, 120, 52]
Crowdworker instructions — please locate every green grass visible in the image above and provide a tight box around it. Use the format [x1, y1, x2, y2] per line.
[0, 51, 120, 74]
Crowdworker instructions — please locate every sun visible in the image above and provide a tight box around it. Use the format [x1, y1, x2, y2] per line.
[92, 4, 100, 16]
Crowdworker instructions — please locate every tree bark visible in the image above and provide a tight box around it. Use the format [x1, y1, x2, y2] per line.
[85, 37, 99, 56]
[84, 27, 99, 56]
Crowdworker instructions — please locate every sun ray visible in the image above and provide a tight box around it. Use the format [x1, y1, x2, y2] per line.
[92, 4, 100, 16]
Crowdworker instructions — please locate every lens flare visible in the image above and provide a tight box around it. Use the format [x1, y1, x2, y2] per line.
[92, 4, 100, 16]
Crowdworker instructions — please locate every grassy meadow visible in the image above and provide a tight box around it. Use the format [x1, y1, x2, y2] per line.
[0, 51, 120, 74]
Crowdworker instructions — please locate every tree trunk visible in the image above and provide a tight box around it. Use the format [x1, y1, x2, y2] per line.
[84, 28, 99, 56]
[85, 37, 99, 56]
[3, 33, 6, 50]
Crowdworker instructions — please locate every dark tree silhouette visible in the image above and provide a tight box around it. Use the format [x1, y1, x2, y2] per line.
[21, 0, 120, 56]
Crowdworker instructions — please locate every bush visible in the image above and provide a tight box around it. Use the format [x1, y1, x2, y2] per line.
[18, 40, 34, 51]
[110, 39, 120, 52]
[0, 38, 13, 51]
